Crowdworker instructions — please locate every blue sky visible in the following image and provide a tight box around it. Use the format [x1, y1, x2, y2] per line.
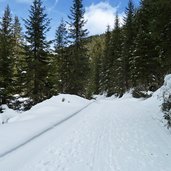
[0, 0, 140, 39]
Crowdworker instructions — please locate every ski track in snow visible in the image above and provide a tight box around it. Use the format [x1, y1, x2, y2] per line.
[1, 97, 171, 171]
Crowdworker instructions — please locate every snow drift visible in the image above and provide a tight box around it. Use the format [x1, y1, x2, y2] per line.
[0, 94, 91, 157]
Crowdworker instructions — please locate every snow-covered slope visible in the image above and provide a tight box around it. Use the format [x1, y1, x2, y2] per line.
[1, 77, 171, 171]
[0, 94, 91, 159]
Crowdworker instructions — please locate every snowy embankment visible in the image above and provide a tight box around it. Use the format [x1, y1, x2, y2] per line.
[1, 76, 171, 171]
[0, 94, 91, 157]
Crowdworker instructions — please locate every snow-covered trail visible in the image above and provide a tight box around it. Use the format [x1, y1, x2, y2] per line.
[1, 97, 171, 171]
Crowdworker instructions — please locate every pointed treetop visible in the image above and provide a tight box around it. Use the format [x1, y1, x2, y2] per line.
[1, 5, 13, 35]
[115, 13, 120, 30]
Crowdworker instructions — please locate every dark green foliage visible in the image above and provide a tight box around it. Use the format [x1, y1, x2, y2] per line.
[155, 0, 171, 75]
[101, 15, 124, 97]
[87, 36, 104, 97]
[0, 5, 14, 104]
[12, 16, 26, 95]
[67, 0, 89, 96]
[100, 25, 112, 94]
[109, 14, 124, 96]
[24, 0, 51, 103]
[54, 19, 71, 93]
[122, 0, 136, 89]
[130, 0, 162, 91]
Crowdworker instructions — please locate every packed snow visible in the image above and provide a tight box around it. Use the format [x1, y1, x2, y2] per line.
[1, 76, 171, 171]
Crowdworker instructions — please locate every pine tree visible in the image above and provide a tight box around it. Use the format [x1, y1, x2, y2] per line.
[100, 25, 111, 94]
[13, 16, 23, 43]
[156, 0, 171, 76]
[123, 0, 136, 89]
[68, 0, 89, 96]
[54, 19, 70, 93]
[24, 0, 51, 103]
[87, 36, 104, 96]
[110, 14, 124, 96]
[12, 16, 26, 95]
[0, 5, 14, 104]
[131, 0, 160, 90]
[55, 19, 68, 52]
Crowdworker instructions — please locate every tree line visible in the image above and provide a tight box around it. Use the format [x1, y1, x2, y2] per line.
[0, 0, 171, 112]
[88, 0, 171, 98]
[0, 0, 89, 111]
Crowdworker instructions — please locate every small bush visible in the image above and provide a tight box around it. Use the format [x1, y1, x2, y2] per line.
[132, 87, 152, 98]
[8, 95, 34, 111]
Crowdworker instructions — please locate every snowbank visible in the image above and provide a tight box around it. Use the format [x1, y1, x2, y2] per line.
[0, 94, 90, 156]
[159, 74, 171, 99]
[0, 94, 89, 124]
[11, 94, 89, 122]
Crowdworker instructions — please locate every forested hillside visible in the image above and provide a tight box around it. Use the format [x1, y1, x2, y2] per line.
[0, 0, 171, 115]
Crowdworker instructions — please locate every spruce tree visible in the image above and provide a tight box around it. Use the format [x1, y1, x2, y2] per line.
[54, 19, 70, 93]
[24, 0, 51, 103]
[131, 0, 160, 90]
[13, 16, 26, 95]
[100, 25, 111, 94]
[87, 36, 104, 96]
[0, 5, 14, 104]
[123, 0, 136, 89]
[110, 14, 124, 96]
[68, 0, 89, 96]
[156, 0, 171, 76]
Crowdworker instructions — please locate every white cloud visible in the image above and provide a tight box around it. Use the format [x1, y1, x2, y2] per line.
[84, 2, 124, 35]
[48, 0, 59, 12]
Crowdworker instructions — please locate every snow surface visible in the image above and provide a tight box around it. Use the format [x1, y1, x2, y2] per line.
[0, 105, 18, 124]
[1, 77, 171, 171]
[0, 94, 90, 158]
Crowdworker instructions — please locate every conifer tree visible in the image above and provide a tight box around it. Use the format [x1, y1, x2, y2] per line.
[110, 14, 124, 96]
[131, 0, 159, 90]
[24, 0, 51, 103]
[100, 25, 111, 94]
[0, 5, 14, 104]
[156, 0, 171, 76]
[87, 36, 104, 96]
[123, 0, 136, 89]
[12, 16, 26, 95]
[54, 19, 70, 93]
[68, 0, 89, 96]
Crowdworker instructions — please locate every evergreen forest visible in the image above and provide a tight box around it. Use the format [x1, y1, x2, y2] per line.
[0, 0, 171, 113]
